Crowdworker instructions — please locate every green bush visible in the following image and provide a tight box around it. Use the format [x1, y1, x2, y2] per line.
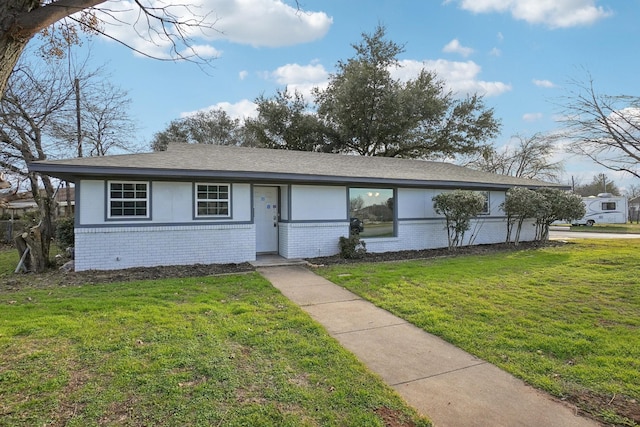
[339, 233, 367, 259]
[55, 217, 75, 249]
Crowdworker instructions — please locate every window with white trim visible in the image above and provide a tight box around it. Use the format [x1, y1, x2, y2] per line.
[478, 191, 490, 215]
[195, 183, 230, 217]
[108, 181, 149, 218]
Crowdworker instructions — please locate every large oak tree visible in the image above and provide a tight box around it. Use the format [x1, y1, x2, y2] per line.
[151, 108, 248, 151]
[245, 90, 336, 152]
[314, 25, 500, 159]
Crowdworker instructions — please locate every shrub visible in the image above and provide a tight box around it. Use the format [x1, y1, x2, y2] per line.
[55, 217, 75, 249]
[433, 190, 486, 250]
[339, 233, 367, 259]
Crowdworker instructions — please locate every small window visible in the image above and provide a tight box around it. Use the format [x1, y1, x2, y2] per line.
[108, 181, 149, 218]
[602, 202, 616, 211]
[195, 184, 230, 217]
[478, 191, 490, 215]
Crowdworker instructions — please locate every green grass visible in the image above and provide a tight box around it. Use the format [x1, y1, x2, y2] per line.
[0, 272, 429, 426]
[0, 246, 19, 276]
[318, 239, 640, 425]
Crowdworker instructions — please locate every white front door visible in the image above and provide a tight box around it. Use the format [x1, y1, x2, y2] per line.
[254, 186, 279, 253]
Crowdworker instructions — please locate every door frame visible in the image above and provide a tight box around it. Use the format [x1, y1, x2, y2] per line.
[253, 185, 280, 254]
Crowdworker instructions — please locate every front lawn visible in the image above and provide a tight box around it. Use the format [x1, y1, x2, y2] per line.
[317, 239, 640, 426]
[0, 272, 429, 426]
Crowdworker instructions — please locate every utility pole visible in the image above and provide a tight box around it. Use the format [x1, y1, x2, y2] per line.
[67, 78, 82, 217]
[75, 78, 82, 158]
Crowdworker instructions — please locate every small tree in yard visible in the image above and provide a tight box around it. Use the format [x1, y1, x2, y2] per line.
[501, 187, 545, 245]
[433, 190, 485, 250]
[533, 189, 585, 241]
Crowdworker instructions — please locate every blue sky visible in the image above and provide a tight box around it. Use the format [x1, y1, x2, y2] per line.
[48, 0, 639, 191]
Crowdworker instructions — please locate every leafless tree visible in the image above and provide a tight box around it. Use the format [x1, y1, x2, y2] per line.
[624, 184, 640, 199]
[572, 173, 620, 197]
[0, 52, 137, 271]
[466, 133, 564, 182]
[52, 78, 139, 156]
[0, 0, 223, 97]
[0, 57, 78, 271]
[559, 74, 640, 179]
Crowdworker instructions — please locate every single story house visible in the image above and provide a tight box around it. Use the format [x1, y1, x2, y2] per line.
[29, 144, 564, 271]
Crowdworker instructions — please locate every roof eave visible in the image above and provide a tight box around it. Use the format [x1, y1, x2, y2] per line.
[28, 163, 568, 190]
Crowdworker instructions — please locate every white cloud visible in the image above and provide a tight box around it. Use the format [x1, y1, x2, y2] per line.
[209, 0, 333, 47]
[268, 62, 329, 100]
[442, 39, 474, 57]
[533, 79, 556, 88]
[264, 58, 511, 102]
[238, 70, 248, 80]
[497, 32, 504, 42]
[181, 99, 259, 121]
[449, 0, 612, 28]
[489, 47, 501, 57]
[95, 0, 332, 59]
[394, 59, 512, 97]
[522, 112, 543, 122]
[180, 44, 222, 59]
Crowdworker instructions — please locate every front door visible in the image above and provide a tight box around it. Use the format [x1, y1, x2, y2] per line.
[254, 186, 279, 253]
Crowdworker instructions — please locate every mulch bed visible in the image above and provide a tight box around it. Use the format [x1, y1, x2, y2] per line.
[306, 240, 567, 266]
[1, 240, 565, 290]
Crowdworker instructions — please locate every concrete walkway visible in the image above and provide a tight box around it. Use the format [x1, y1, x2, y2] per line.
[258, 265, 600, 427]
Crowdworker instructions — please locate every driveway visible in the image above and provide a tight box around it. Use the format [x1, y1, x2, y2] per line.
[550, 226, 640, 240]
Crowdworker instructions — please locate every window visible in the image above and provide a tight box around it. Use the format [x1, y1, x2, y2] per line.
[196, 184, 230, 217]
[108, 181, 149, 218]
[349, 188, 394, 238]
[602, 202, 616, 211]
[478, 191, 490, 215]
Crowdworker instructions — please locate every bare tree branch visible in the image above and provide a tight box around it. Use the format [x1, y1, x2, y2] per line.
[558, 73, 640, 179]
[465, 133, 564, 182]
[1, 0, 223, 96]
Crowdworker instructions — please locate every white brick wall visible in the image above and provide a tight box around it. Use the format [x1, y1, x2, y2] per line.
[75, 224, 255, 271]
[363, 218, 537, 253]
[75, 218, 538, 270]
[278, 218, 538, 259]
[279, 222, 348, 258]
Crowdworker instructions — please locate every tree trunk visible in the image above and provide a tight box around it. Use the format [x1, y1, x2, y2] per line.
[14, 232, 31, 272]
[0, 34, 28, 97]
[0, 0, 37, 96]
[15, 223, 49, 273]
[1, 0, 107, 97]
[14, 174, 56, 273]
[14, 218, 52, 273]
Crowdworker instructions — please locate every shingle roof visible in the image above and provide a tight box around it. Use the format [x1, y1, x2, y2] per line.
[29, 144, 566, 190]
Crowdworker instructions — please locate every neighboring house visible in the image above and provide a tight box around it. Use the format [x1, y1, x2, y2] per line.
[0, 191, 38, 218]
[29, 144, 565, 271]
[0, 186, 75, 218]
[54, 185, 75, 217]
